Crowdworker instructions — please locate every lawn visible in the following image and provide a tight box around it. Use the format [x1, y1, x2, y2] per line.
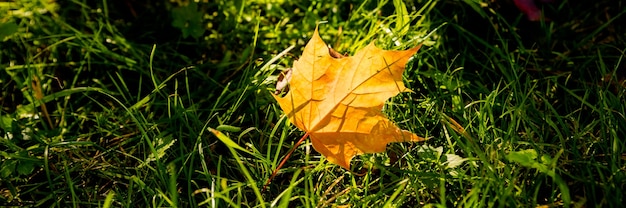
[1, 0, 625, 207]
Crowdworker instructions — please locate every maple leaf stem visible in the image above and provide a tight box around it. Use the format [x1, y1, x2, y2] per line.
[262, 132, 310, 191]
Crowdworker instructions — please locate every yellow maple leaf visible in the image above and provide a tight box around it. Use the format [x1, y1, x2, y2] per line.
[273, 26, 426, 169]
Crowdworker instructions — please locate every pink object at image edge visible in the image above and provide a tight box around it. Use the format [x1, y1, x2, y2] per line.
[513, 0, 553, 21]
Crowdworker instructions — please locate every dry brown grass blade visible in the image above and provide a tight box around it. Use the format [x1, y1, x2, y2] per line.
[32, 75, 54, 128]
[442, 114, 471, 141]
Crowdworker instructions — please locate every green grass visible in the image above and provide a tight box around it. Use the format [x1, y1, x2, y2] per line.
[1, 0, 625, 207]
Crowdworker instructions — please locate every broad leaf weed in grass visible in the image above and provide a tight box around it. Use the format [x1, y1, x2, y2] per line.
[1, 0, 625, 207]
